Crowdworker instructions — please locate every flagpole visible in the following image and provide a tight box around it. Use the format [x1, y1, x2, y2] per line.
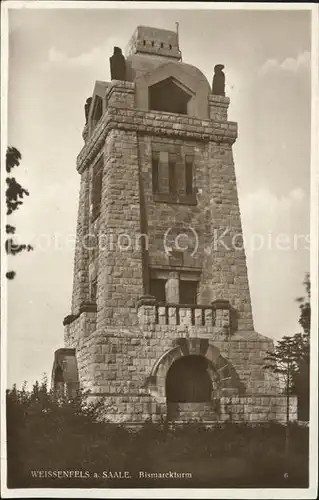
[175, 22, 182, 61]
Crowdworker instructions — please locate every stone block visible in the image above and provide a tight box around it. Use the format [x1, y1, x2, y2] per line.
[168, 307, 177, 326]
[179, 307, 192, 326]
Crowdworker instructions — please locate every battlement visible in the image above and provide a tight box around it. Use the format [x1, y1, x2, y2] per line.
[126, 25, 181, 60]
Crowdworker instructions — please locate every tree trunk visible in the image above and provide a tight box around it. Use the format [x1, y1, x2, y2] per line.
[285, 364, 290, 455]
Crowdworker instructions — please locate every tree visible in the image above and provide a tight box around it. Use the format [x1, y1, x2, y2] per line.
[264, 273, 311, 433]
[5, 146, 33, 279]
[296, 273, 310, 336]
[264, 335, 299, 453]
[292, 273, 310, 420]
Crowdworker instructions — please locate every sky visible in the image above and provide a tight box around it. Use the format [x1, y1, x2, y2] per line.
[5, 5, 312, 389]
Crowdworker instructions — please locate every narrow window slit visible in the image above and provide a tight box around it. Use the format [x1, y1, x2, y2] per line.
[185, 155, 194, 195]
[191, 307, 195, 326]
[176, 306, 180, 325]
[201, 309, 205, 326]
[152, 152, 159, 193]
[168, 153, 177, 195]
[165, 305, 169, 325]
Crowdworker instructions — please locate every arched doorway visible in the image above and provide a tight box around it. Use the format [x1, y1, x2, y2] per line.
[166, 355, 212, 403]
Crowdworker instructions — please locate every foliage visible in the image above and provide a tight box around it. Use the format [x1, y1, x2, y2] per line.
[296, 272, 310, 336]
[293, 273, 310, 420]
[7, 377, 106, 429]
[5, 146, 33, 279]
[263, 274, 310, 421]
[6, 380, 308, 489]
[264, 335, 303, 394]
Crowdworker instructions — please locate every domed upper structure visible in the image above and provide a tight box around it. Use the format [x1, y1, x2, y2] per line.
[83, 25, 221, 136]
[124, 26, 211, 120]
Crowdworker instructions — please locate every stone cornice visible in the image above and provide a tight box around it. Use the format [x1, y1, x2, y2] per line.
[105, 81, 135, 98]
[136, 295, 158, 308]
[54, 348, 76, 358]
[76, 108, 238, 173]
[63, 303, 97, 326]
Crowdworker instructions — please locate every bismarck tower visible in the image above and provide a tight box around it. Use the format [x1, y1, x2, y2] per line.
[52, 26, 297, 424]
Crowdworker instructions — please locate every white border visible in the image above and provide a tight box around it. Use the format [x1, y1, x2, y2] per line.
[1, 0, 9, 498]
[1, 2, 318, 499]
[1, 1, 317, 10]
[309, 3, 319, 498]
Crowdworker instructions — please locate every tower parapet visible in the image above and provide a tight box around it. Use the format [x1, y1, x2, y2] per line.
[126, 25, 181, 60]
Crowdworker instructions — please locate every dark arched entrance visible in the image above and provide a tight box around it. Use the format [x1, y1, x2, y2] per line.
[166, 355, 212, 403]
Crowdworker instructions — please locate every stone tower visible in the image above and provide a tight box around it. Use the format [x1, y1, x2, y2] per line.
[52, 26, 297, 424]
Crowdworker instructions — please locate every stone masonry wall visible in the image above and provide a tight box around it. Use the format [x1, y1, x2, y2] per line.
[75, 82, 250, 332]
[70, 168, 90, 315]
[60, 78, 286, 425]
[66, 322, 279, 400]
[167, 397, 298, 424]
[138, 135, 209, 272]
[96, 128, 144, 329]
[138, 133, 253, 331]
[65, 322, 295, 424]
[206, 142, 253, 330]
[82, 394, 298, 425]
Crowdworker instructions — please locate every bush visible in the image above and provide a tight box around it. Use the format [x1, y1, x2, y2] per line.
[6, 381, 309, 488]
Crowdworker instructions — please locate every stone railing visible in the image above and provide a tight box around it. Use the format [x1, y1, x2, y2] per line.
[137, 296, 231, 330]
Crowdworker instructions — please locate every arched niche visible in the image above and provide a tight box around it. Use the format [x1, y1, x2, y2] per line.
[149, 77, 193, 115]
[135, 61, 210, 119]
[51, 348, 79, 398]
[145, 340, 245, 401]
